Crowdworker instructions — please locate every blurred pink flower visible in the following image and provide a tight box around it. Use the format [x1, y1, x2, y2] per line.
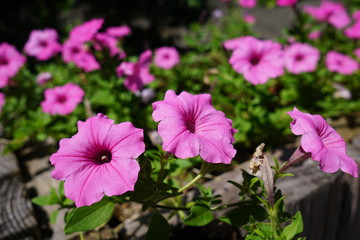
[93, 33, 126, 58]
[106, 26, 131, 38]
[243, 13, 256, 23]
[229, 37, 284, 85]
[304, 1, 350, 29]
[0, 43, 26, 88]
[41, 83, 84, 115]
[62, 39, 100, 72]
[36, 72, 52, 85]
[332, 83, 352, 100]
[152, 90, 237, 164]
[24, 29, 62, 61]
[287, 107, 358, 177]
[239, 0, 256, 8]
[70, 18, 104, 43]
[308, 30, 321, 40]
[154, 47, 180, 69]
[116, 50, 155, 93]
[325, 51, 358, 75]
[284, 43, 320, 74]
[277, 0, 297, 7]
[50, 113, 145, 207]
[223, 36, 257, 51]
[354, 48, 360, 59]
[344, 21, 360, 39]
[353, 10, 360, 21]
[0, 93, 5, 113]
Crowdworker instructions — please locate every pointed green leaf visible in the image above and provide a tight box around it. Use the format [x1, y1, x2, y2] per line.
[146, 212, 170, 240]
[64, 199, 114, 234]
[281, 211, 303, 240]
[184, 204, 214, 226]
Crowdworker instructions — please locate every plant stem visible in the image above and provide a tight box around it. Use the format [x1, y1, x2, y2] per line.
[79, 232, 85, 240]
[178, 173, 203, 193]
[269, 209, 279, 239]
[154, 204, 190, 211]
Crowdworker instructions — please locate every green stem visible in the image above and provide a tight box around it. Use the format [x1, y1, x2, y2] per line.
[79, 232, 85, 240]
[269, 209, 279, 239]
[154, 204, 190, 211]
[178, 174, 203, 193]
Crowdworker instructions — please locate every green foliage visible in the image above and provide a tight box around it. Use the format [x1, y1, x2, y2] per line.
[146, 212, 170, 240]
[64, 197, 115, 234]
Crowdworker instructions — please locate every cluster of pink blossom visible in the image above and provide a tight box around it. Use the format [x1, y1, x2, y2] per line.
[224, 34, 358, 84]
[49, 89, 358, 207]
[0, 43, 26, 88]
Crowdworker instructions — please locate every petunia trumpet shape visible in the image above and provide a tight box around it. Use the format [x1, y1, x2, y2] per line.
[0, 43, 26, 88]
[283, 43, 320, 74]
[152, 90, 237, 164]
[287, 107, 358, 177]
[325, 51, 358, 75]
[154, 47, 180, 69]
[41, 83, 85, 115]
[229, 37, 284, 85]
[50, 114, 145, 207]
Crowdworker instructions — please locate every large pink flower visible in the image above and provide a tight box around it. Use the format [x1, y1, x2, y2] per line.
[238, 0, 256, 9]
[116, 50, 155, 92]
[304, 1, 350, 29]
[283, 43, 320, 74]
[154, 47, 180, 69]
[287, 107, 358, 177]
[50, 114, 145, 207]
[70, 18, 104, 43]
[344, 21, 360, 39]
[229, 37, 284, 85]
[62, 39, 100, 72]
[0, 93, 5, 113]
[106, 26, 131, 38]
[277, 0, 297, 7]
[24, 29, 62, 61]
[325, 51, 358, 75]
[152, 90, 237, 164]
[0, 43, 26, 88]
[41, 83, 85, 115]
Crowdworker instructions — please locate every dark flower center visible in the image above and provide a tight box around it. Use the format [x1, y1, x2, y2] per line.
[295, 54, 304, 61]
[98, 150, 112, 163]
[0, 56, 9, 66]
[185, 118, 196, 133]
[39, 40, 48, 48]
[163, 54, 170, 59]
[56, 95, 67, 103]
[71, 47, 80, 54]
[250, 54, 261, 66]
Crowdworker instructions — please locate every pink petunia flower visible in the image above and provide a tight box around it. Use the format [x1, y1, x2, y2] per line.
[243, 13, 256, 24]
[50, 113, 145, 207]
[229, 37, 284, 85]
[325, 51, 358, 75]
[277, 0, 297, 7]
[308, 30, 321, 40]
[24, 29, 62, 61]
[344, 21, 360, 39]
[62, 39, 100, 72]
[0, 43, 26, 88]
[238, 0, 256, 8]
[154, 47, 180, 69]
[304, 1, 350, 29]
[70, 18, 104, 43]
[106, 26, 131, 38]
[116, 50, 155, 93]
[152, 90, 237, 164]
[287, 107, 358, 177]
[223, 36, 257, 51]
[354, 49, 360, 59]
[93, 33, 126, 58]
[41, 83, 85, 115]
[283, 43, 320, 74]
[36, 72, 52, 85]
[0, 93, 5, 113]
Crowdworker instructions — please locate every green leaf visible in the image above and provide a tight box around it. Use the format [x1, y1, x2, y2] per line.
[281, 211, 303, 240]
[219, 205, 267, 227]
[146, 212, 170, 240]
[50, 209, 59, 224]
[64, 198, 115, 234]
[184, 204, 214, 226]
[32, 192, 59, 206]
